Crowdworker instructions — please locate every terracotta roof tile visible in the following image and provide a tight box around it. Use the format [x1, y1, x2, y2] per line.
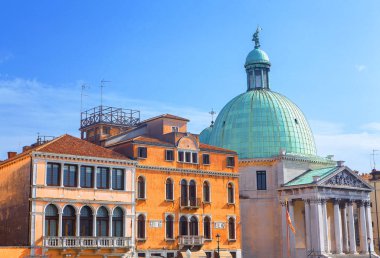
[37, 134, 130, 160]
[199, 143, 237, 154]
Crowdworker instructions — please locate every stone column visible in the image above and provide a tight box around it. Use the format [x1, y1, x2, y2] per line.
[76, 212, 80, 237]
[341, 202, 349, 253]
[310, 198, 325, 255]
[60, 163, 64, 187]
[281, 201, 288, 258]
[322, 199, 330, 253]
[289, 200, 296, 258]
[109, 167, 113, 190]
[359, 201, 368, 253]
[94, 167, 98, 189]
[333, 199, 343, 254]
[77, 165, 81, 188]
[304, 199, 312, 252]
[347, 201, 357, 254]
[93, 212, 97, 237]
[365, 201, 375, 252]
[109, 214, 113, 237]
[58, 211, 63, 237]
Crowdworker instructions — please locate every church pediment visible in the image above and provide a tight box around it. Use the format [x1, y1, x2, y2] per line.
[319, 168, 372, 190]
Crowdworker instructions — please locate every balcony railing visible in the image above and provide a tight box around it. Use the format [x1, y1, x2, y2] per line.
[180, 197, 201, 209]
[44, 237, 132, 248]
[178, 236, 204, 246]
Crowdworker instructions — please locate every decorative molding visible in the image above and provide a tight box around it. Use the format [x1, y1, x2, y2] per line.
[325, 171, 368, 189]
[136, 165, 239, 178]
[31, 197, 134, 206]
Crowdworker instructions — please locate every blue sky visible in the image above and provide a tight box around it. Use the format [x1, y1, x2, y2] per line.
[1, 0, 380, 172]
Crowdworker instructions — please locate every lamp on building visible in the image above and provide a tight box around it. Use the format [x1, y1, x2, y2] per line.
[216, 233, 221, 258]
[368, 237, 372, 258]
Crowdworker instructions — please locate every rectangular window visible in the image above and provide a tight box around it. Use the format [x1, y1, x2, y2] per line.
[46, 163, 60, 186]
[103, 126, 111, 135]
[202, 154, 210, 165]
[80, 166, 94, 188]
[171, 126, 179, 132]
[255, 69, 262, 88]
[192, 153, 198, 164]
[178, 151, 184, 162]
[112, 168, 124, 190]
[185, 152, 191, 163]
[257, 171, 267, 190]
[138, 147, 147, 158]
[227, 156, 235, 167]
[97, 167, 109, 189]
[165, 150, 174, 161]
[63, 164, 77, 187]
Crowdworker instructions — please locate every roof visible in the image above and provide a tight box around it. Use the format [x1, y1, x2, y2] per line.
[284, 166, 338, 186]
[199, 143, 236, 154]
[141, 113, 189, 124]
[245, 48, 270, 67]
[37, 134, 129, 160]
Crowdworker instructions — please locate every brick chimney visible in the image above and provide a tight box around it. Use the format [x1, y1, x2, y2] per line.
[7, 152, 17, 159]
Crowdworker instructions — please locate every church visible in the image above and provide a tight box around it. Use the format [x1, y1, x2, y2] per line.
[200, 28, 377, 258]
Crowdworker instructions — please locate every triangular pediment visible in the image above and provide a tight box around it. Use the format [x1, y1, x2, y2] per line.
[320, 168, 372, 190]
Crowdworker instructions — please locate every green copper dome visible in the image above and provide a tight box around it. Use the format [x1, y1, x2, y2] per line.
[245, 48, 270, 67]
[205, 90, 317, 159]
[200, 28, 317, 159]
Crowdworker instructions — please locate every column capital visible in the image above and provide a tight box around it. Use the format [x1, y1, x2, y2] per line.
[333, 199, 341, 205]
[364, 200, 371, 207]
[280, 200, 287, 207]
[358, 200, 366, 207]
[347, 200, 355, 206]
[302, 198, 310, 204]
[309, 197, 324, 204]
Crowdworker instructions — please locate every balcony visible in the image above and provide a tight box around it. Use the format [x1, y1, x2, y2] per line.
[180, 197, 201, 209]
[178, 236, 204, 247]
[44, 237, 132, 249]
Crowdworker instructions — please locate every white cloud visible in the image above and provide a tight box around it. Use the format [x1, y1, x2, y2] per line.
[355, 64, 367, 72]
[309, 119, 345, 135]
[361, 122, 380, 132]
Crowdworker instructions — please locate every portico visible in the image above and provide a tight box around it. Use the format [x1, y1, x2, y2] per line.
[279, 165, 378, 258]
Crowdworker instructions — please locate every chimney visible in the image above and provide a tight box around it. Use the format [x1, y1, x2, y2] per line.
[337, 160, 345, 167]
[7, 152, 17, 159]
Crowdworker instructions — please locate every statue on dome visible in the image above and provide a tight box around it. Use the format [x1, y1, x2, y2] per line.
[253, 26, 262, 49]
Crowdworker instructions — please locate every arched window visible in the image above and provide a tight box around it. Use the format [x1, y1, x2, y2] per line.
[97, 207, 109, 236]
[80, 206, 93, 236]
[179, 216, 188, 236]
[137, 214, 146, 239]
[203, 216, 211, 239]
[180, 179, 188, 206]
[166, 215, 174, 239]
[45, 204, 58, 236]
[62, 205, 76, 236]
[166, 178, 174, 201]
[137, 176, 145, 199]
[203, 181, 210, 203]
[189, 216, 198, 236]
[113, 207, 124, 237]
[189, 180, 196, 206]
[228, 217, 236, 240]
[228, 182, 234, 204]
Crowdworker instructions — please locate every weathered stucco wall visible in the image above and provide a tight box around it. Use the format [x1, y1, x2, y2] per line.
[0, 155, 31, 246]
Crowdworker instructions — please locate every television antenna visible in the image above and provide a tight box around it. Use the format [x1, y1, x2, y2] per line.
[100, 79, 111, 106]
[371, 149, 379, 169]
[80, 84, 89, 112]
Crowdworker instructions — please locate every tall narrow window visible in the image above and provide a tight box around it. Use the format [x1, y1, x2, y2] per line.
[256, 171, 267, 190]
[227, 157, 235, 167]
[228, 183, 235, 204]
[179, 216, 188, 236]
[202, 154, 210, 165]
[112, 168, 124, 190]
[166, 178, 174, 201]
[189, 216, 198, 236]
[80, 166, 93, 188]
[97, 207, 109, 237]
[254, 69, 262, 88]
[137, 176, 145, 199]
[178, 151, 184, 162]
[45, 204, 58, 236]
[137, 214, 146, 239]
[80, 206, 93, 236]
[185, 152, 191, 163]
[96, 167, 109, 189]
[166, 215, 174, 239]
[204, 216, 211, 239]
[228, 217, 236, 240]
[203, 181, 210, 203]
[189, 180, 197, 206]
[192, 153, 198, 164]
[46, 163, 60, 186]
[64, 164, 77, 187]
[180, 179, 188, 206]
[165, 150, 174, 161]
[112, 207, 124, 237]
[138, 147, 147, 158]
[62, 205, 76, 236]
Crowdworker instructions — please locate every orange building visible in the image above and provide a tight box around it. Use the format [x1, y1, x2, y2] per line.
[90, 114, 242, 258]
[0, 135, 136, 258]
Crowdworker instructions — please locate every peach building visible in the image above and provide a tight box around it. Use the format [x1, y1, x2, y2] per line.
[0, 134, 136, 258]
[81, 113, 242, 258]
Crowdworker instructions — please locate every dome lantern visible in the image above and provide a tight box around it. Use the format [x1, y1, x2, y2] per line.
[245, 27, 271, 91]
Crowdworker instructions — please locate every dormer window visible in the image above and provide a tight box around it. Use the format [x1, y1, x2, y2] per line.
[172, 126, 179, 132]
